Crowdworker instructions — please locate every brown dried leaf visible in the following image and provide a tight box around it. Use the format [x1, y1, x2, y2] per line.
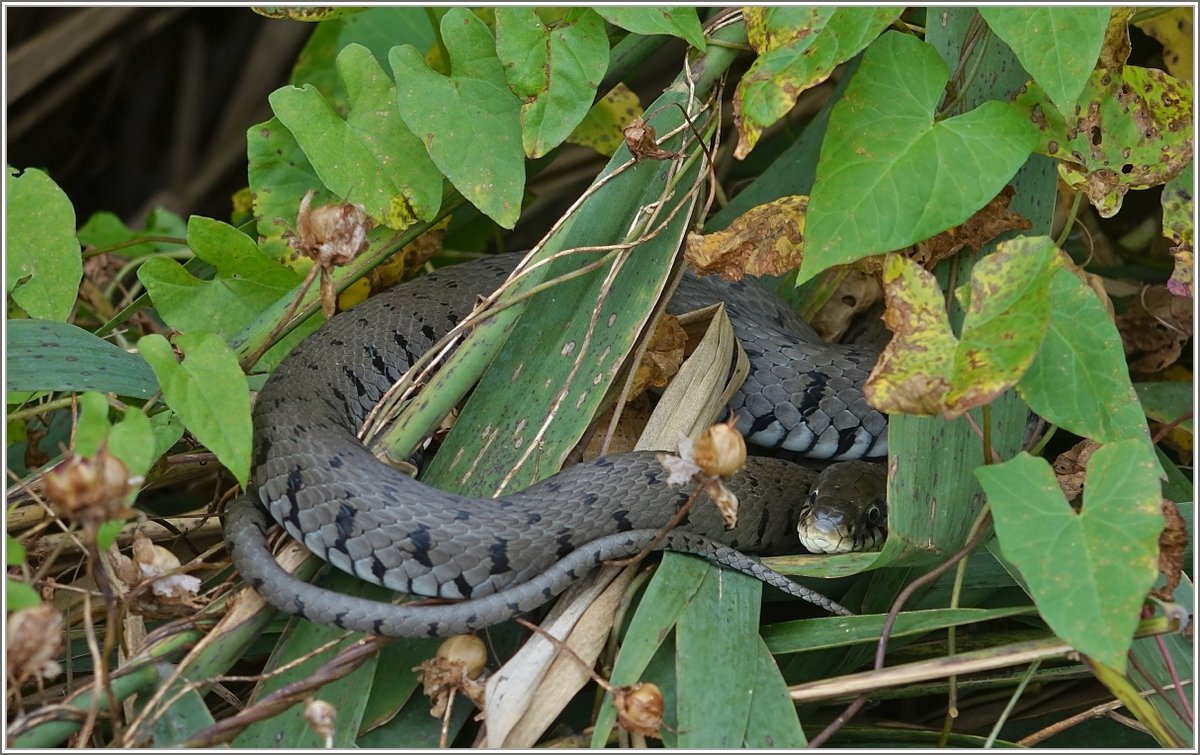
[622, 118, 678, 161]
[1052, 438, 1100, 503]
[810, 266, 882, 343]
[909, 185, 1032, 269]
[685, 196, 807, 280]
[1096, 7, 1136, 69]
[1151, 499, 1189, 601]
[1115, 285, 1194, 374]
[628, 314, 687, 399]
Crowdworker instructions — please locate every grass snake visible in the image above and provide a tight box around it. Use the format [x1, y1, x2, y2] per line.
[226, 255, 888, 636]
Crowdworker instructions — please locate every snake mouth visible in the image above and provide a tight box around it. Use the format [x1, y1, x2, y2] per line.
[797, 507, 886, 554]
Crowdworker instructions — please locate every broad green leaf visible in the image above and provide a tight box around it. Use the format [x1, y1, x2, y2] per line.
[1134, 382, 1193, 433]
[7, 536, 27, 566]
[864, 254, 957, 416]
[74, 391, 111, 457]
[675, 569, 760, 748]
[742, 638, 805, 747]
[138, 332, 251, 487]
[761, 606, 1035, 654]
[1015, 66, 1193, 217]
[1019, 268, 1151, 446]
[138, 216, 300, 340]
[977, 442, 1163, 671]
[390, 8, 525, 228]
[6, 319, 158, 399]
[6, 579, 41, 611]
[979, 7, 1110, 113]
[945, 236, 1060, 413]
[109, 407, 157, 480]
[149, 409, 186, 461]
[77, 208, 186, 257]
[495, 7, 610, 158]
[271, 43, 443, 230]
[595, 7, 706, 51]
[6, 166, 81, 320]
[246, 116, 321, 254]
[802, 32, 1038, 282]
[139, 686, 216, 747]
[1161, 161, 1193, 297]
[290, 7, 435, 115]
[735, 6, 898, 158]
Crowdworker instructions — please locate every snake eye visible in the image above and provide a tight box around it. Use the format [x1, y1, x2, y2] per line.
[866, 504, 883, 525]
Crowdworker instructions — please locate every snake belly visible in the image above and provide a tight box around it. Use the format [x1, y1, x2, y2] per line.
[228, 255, 887, 636]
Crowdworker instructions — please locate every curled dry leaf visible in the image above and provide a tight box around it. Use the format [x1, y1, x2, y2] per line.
[907, 185, 1032, 270]
[1151, 499, 1189, 602]
[622, 117, 678, 161]
[414, 634, 488, 717]
[613, 682, 664, 738]
[6, 605, 64, 686]
[1115, 285, 1193, 374]
[628, 314, 687, 399]
[1052, 439, 1100, 503]
[685, 195, 807, 280]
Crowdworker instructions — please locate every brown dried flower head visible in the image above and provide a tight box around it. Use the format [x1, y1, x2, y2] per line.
[614, 682, 664, 738]
[291, 189, 373, 267]
[7, 605, 64, 686]
[43, 446, 137, 529]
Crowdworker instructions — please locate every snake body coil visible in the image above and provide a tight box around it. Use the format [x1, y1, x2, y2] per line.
[227, 256, 887, 636]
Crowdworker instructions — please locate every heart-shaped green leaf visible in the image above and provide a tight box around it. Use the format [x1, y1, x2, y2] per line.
[6, 166, 81, 321]
[390, 8, 525, 228]
[977, 440, 1163, 671]
[271, 43, 443, 229]
[979, 7, 1110, 113]
[802, 32, 1037, 282]
[594, 7, 705, 51]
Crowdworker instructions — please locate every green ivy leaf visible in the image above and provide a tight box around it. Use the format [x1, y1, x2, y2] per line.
[7, 535, 27, 567]
[1015, 66, 1193, 217]
[734, 6, 898, 158]
[390, 8, 525, 228]
[139, 332, 251, 487]
[595, 7, 706, 51]
[6, 320, 159, 399]
[6, 166, 81, 321]
[109, 406, 158, 480]
[77, 208, 187, 257]
[802, 32, 1037, 283]
[979, 7, 1110, 113]
[138, 216, 300, 340]
[977, 441, 1163, 671]
[74, 391, 111, 458]
[494, 7, 610, 158]
[6, 578, 41, 611]
[271, 43, 443, 230]
[247, 116, 322, 254]
[1019, 268, 1151, 447]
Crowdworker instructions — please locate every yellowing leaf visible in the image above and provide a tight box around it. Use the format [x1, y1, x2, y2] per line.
[1134, 7, 1194, 82]
[568, 84, 643, 156]
[684, 196, 807, 279]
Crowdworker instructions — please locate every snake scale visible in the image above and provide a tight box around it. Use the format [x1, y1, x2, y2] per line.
[226, 254, 889, 637]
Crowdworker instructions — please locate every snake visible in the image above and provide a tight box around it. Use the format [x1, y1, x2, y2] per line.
[225, 254, 889, 637]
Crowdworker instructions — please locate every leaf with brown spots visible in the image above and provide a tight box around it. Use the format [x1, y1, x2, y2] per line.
[1161, 162, 1194, 297]
[1015, 66, 1194, 217]
[1151, 499, 1189, 602]
[685, 196, 807, 280]
[908, 185, 1033, 269]
[1134, 7, 1194, 82]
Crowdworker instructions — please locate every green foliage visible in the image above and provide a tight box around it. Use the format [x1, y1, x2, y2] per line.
[4, 5, 1193, 749]
[6, 166, 81, 321]
[802, 32, 1038, 282]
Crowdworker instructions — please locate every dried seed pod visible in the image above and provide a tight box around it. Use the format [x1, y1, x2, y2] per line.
[414, 634, 488, 717]
[436, 633, 487, 680]
[614, 682, 664, 738]
[42, 447, 136, 529]
[7, 605, 64, 686]
[304, 698, 337, 747]
[691, 422, 747, 479]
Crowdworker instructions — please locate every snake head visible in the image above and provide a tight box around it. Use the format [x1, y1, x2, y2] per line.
[797, 461, 888, 554]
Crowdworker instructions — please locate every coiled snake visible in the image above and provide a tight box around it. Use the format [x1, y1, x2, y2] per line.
[226, 255, 888, 636]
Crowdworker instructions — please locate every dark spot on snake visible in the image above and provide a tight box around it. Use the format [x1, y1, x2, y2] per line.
[555, 531, 574, 559]
[543, 481, 561, 494]
[421, 324, 436, 341]
[371, 557, 387, 582]
[642, 469, 659, 485]
[595, 457, 614, 469]
[447, 312, 460, 327]
[755, 508, 770, 543]
[466, 613, 477, 625]
[832, 427, 858, 458]
[293, 423, 306, 434]
[489, 537, 511, 575]
[800, 373, 829, 415]
[612, 509, 633, 532]
[407, 524, 433, 567]
[454, 509, 471, 521]
[334, 502, 357, 545]
[525, 512, 542, 525]
[364, 344, 391, 380]
[392, 331, 409, 351]
[506, 602, 519, 612]
[342, 366, 369, 397]
[284, 466, 304, 510]
[748, 410, 778, 439]
[330, 338, 345, 347]
[454, 574, 474, 598]
[329, 455, 344, 469]
[581, 492, 598, 507]
[540, 586, 551, 598]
